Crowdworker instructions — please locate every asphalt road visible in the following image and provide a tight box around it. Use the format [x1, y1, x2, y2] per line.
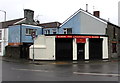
[1, 60, 119, 82]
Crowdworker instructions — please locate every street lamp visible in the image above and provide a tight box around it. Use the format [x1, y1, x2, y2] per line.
[0, 10, 6, 21]
[0, 10, 6, 56]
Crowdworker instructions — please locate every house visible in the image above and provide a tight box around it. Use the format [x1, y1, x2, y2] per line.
[5, 24, 42, 59]
[106, 22, 120, 59]
[59, 9, 107, 35]
[0, 9, 38, 56]
[58, 9, 120, 59]
[38, 22, 61, 34]
[29, 8, 120, 60]
[0, 18, 24, 56]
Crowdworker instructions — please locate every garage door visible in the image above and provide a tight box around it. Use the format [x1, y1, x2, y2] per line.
[55, 38, 73, 61]
[89, 38, 103, 60]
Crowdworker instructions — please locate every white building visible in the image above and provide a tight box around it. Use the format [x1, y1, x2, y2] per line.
[30, 35, 108, 61]
[118, 1, 120, 26]
[0, 28, 8, 56]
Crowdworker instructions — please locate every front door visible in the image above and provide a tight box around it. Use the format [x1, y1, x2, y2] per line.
[77, 43, 85, 60]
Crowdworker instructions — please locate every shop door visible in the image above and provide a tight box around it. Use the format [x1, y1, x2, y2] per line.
[89, 38, 103, 60]
[77, 43, 85, 60]
[56, 38, 73, 61]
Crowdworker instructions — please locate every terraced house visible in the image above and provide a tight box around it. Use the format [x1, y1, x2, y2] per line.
[30, 8, 120, 61]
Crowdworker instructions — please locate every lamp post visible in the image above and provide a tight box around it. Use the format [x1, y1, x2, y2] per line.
[31, 31, 36, 62]
[0, 10, 6, 21]
[0, 10, 6, 56]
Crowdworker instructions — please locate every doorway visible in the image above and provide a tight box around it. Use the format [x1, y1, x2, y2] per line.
[77, 43, 85, 60]
[89, 38, 103, 60]
[55, 38, 73, 61]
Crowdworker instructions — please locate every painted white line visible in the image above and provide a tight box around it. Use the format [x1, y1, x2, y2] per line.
[12, 68, 52, 73]
[73, 72, 120, 77]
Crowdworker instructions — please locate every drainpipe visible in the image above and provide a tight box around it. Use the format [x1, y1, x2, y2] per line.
[20, 24, 22, 58]
[20, 24, 22, 43]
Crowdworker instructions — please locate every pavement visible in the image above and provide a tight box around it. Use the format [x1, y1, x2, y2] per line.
[0, 56, 119, 65]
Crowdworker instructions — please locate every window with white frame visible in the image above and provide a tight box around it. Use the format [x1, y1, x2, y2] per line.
[0, 30, 2, 40]
[26, 28, 36, 35]
[44, 30, 50, 34]
[52, 29, 56, 34]
[63, 28, 72, 34]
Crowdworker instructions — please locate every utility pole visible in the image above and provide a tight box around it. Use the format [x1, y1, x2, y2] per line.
[31, 31, 36, 62]
[0, 10, 6, 56]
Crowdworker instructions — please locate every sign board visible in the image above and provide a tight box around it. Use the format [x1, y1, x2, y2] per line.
[73, 36, 100, 38]
[31, 31, 36, 39]
[56, 35, 73, 38]
[56, 35, 100, 38]
[76, 38, 86, 43]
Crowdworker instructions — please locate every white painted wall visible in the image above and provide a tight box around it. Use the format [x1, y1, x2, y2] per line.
[73, 38, 77, 60]
[29, 35, 55, 60]
[0, 28, 8, 56]
[100, 37, 108, 59]
[85, 38, 89, 60]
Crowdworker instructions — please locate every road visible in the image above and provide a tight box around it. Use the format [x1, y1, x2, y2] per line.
[1, 60, 119, 82]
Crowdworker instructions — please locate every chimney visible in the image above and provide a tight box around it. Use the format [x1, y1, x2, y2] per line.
[24, 9, 34, 24]
[93, 11, 100, 18]
[86, 4, 88, 12]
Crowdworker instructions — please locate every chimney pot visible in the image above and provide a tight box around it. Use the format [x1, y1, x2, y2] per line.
[93, 11, 100, 18]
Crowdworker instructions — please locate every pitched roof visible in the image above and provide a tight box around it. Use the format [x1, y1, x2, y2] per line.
[1, 18, 25, 28]
[60, 8, 107, 27]
[38, 22, 61, 28]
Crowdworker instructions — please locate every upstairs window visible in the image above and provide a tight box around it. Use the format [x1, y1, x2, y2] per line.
[52, 29, 56, 34]
[64, 28, 72, 34]
[44, 30, 50, 34]
[113, 27, 116, 39]
[26, 28, 37, 35]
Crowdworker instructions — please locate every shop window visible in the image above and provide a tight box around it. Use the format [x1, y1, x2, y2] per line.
[64, 28, 72, 34]
[26, 28, 36, 35]
[112, 43, 117, 53]
[44, 30, 50, 34]
[52, 29, 56, 34]
[0, 30, 2, 40]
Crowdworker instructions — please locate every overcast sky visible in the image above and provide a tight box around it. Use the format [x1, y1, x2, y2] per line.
[0, 0, 119, 25]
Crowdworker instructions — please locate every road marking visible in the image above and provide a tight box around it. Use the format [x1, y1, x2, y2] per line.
[51, 62, 69, 64]
[73, 72, 120, 77]
[12, 68, 52, 73]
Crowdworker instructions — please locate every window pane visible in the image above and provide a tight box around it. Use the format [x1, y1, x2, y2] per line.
[113, 27, 116, 39]
[26, 29, 36, 35]
[48, 30, 50, 34]
[53, 29, 56, 34]
[26, 29, 29, 35]
[67, 28, 72, 34]
[64, 29, 67, 34]
[112, 43, 117, 53]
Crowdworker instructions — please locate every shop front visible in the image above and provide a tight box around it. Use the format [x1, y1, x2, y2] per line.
[29, 35, 108, 61]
